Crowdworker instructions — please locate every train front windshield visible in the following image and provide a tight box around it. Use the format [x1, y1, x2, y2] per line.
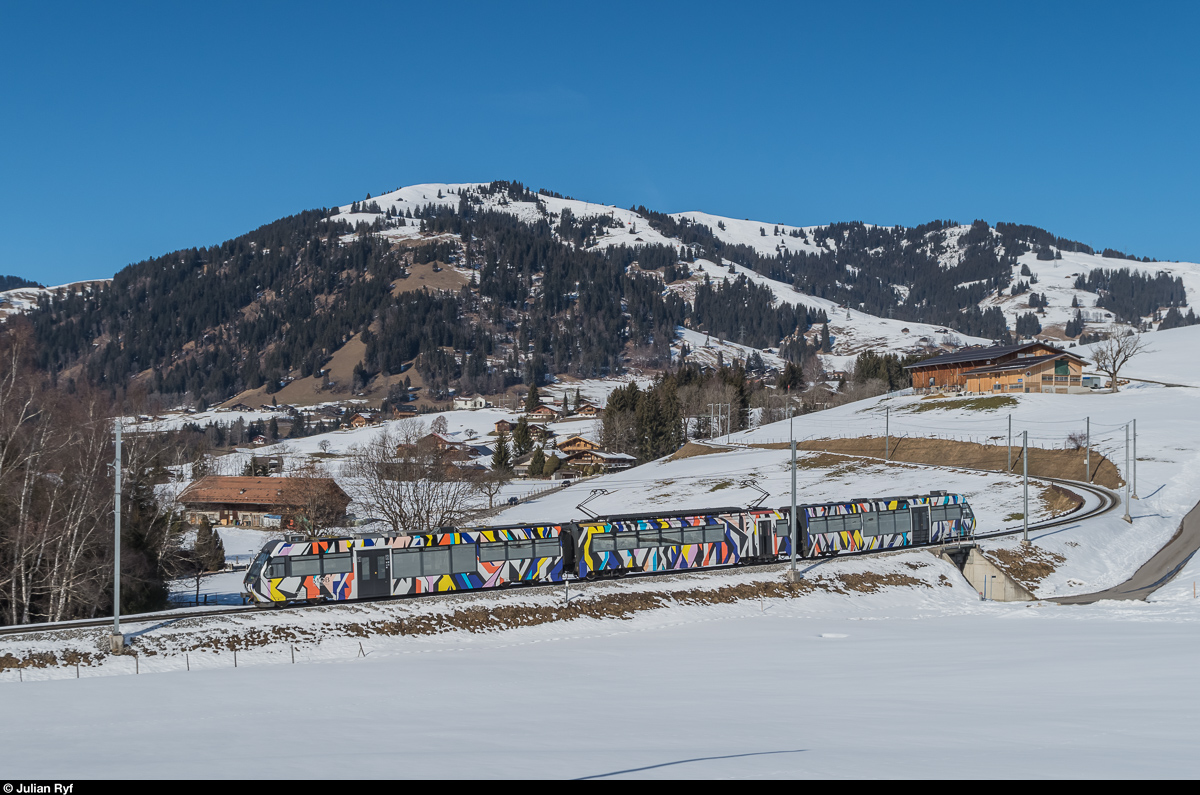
[245, 552, 269, 586]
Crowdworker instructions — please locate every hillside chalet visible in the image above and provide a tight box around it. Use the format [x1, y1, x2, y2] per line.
[905, 342, 1087, 394]
[179, 476, 350, 528]
[557, 434, 601, 454]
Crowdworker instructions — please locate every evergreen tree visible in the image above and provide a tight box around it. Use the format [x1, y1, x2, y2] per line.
[492, 430, 512, 472]
[524, 383, 540, 411]
[542, 453, 560, 479]
[528, 446, 546, 478]
[195, 517, 217, 569]
[820, 323, 832, 353]
[512, 415, 533, 456]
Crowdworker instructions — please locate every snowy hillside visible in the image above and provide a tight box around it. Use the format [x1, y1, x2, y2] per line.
[0, 279, 107, 320]
[331, 182, 1200, 364]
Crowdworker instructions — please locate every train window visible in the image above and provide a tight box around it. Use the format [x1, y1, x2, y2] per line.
[892, 510, 912, 534]
[450, 544, 477, 574]
[266, 557, 287, 579]
[661, 529, 683, 545]
[825, 516, 844, 534]
[683, 527, 705, 544]
[806, 516, 826, 535]
[533, 538, 561, 558]
[507, 540, 534, 559]
[290, 556, 320, 576]
[591, 534, 615, 552]
[703, 524, 725, 543]
[423, 546, 451, 575]
[392, 549, 421, 579]
[614, 533, 639, 550]
[638, 530, 662, 547]
[321, 553, 352, 575]
[775, 519, 791, 537]
[479, 542, 507, 562]
[862, 512, 879, 536]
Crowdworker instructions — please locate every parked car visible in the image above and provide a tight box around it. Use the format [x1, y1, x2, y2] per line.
[507, 496, 519, 505]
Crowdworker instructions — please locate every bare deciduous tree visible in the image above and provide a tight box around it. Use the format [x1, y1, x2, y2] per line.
[345, 420, 482, 535]
[1090, 331, 1148, 393]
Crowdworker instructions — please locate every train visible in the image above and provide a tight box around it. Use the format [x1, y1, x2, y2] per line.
[243, 491, 976, 606]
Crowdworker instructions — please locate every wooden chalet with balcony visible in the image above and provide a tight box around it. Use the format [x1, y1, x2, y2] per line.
[905, 342, 1086, 393]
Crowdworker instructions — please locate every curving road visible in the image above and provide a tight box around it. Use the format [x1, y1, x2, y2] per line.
[1054, 498, 1200, 604]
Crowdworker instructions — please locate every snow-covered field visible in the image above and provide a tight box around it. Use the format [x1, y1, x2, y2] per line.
[4, 559, 1200, 778]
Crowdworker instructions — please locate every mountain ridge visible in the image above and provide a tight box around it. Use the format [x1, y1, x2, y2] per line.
[7, 179, 1198, 408]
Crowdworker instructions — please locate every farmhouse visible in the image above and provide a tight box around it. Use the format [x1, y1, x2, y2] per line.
[453, 395, 487, 410]
[905, 342, 1082, 393]
[179, 476, 350, 529]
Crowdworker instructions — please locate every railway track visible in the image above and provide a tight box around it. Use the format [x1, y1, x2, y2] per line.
[0, 476, 1121, 640]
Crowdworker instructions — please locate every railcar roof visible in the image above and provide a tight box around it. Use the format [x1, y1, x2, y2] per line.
[596, 507, 744, 523]
[773, 493, 967, 512]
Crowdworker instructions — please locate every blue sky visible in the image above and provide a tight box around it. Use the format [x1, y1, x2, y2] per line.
[2, 1, 1197, 284]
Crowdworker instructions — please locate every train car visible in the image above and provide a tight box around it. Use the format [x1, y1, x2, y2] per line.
[243, 522, 567, 606]
[242, 493, 978, 605]
[771, 491, 976, 558]
[572, 508, 747, 579]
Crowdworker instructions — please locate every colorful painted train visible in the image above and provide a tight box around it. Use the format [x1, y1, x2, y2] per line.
[243, 491, 976, 606]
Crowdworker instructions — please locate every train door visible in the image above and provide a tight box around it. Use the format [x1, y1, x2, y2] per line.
[357, 549, 391, 598]
[911, 506, 930, 546]
[758, 519, 773, 558]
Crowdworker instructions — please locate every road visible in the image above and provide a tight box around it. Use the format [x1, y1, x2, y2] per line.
[1054, 498, 1200, 604]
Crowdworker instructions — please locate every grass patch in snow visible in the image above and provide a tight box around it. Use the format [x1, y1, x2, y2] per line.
[984, 545, 1066, 588]
[908, 396, 1018, 413]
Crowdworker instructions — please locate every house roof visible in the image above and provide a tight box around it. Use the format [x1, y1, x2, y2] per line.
[962, 351, 1086, 375]
[179, 476, 349, 507]
[904, 342, 1063, 370]
[559, 434, 599, 446]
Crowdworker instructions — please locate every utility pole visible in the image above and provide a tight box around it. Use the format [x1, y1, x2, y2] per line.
[111, 420, 124, 653]
[1022, 430, 1029, 544]
[885, 406, 889, 459]
[1086, 416, 1091, 483]
[1132, 418, 1138, 499]
[787, 407, 799, 583]
[1123, 423, 1132, 523]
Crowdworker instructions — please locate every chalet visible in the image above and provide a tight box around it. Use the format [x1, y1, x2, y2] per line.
[574, 403, 601, 417]
[963, 350, 1088, 395]
[346, 412, 376, 429]
[557, 434, 601, 454]
[494, 419, 514, 434]
[566, 450, 637, 472]
[178, 476, 350, 529]
[453, 395, 488, 410]
[529, 424, 555, 443]
[526, 404, 561, 421]
[905, 342, 1077, 393]
[391, 408, 419, 419]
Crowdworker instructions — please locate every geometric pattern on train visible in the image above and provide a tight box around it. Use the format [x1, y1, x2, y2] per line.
[909, 494, 975, 543]
[804, 499, 911, 557]
[387, 526, 564, 596]
[578, 512, 741, 577]
[250, 527, 565, 602]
